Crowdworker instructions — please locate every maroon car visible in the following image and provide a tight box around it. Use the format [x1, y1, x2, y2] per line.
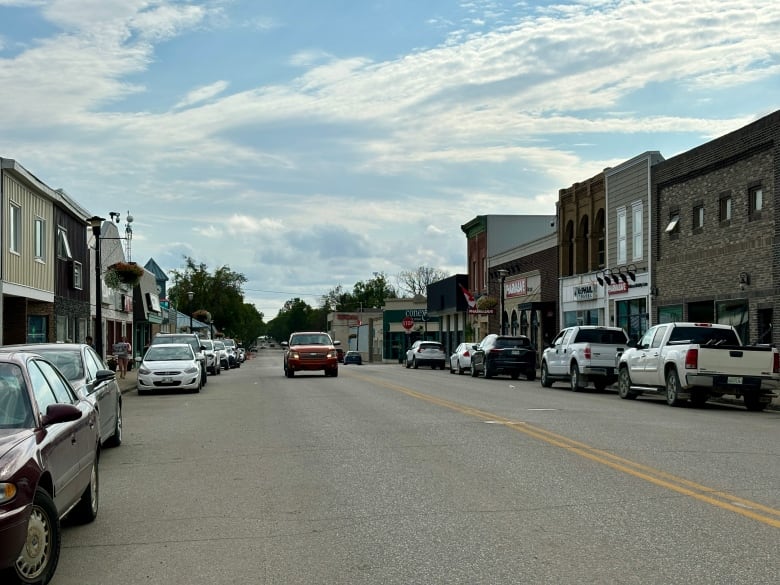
[282, 331, 340, 377]
[0, 351, 100, 585]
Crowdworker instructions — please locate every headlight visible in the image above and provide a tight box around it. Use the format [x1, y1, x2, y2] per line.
[139, 367, 151, 375]
[185, 366, 199, 374]
[289, 351, 300, 359]
[0, 482, 17, 504]
[327, 350, 337, 358]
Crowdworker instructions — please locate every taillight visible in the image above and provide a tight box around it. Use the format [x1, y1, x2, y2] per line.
[685, 349, 698, 369]
[489, 348, 501, 354]
[416, 347, 423, 353]
[773, 352, 779, 374]
[464, 351, 470, 357]
[583, 344, 591, 360]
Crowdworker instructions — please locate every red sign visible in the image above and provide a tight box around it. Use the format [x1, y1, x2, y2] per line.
[402, 316, 414, 330]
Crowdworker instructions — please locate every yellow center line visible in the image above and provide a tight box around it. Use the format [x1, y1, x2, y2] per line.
[349, 372, 780, 528]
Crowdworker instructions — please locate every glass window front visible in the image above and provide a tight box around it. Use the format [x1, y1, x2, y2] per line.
[615, 298, 648, 344]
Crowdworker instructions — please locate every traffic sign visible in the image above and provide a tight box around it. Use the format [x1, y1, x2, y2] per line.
[402, 316, 414, 330]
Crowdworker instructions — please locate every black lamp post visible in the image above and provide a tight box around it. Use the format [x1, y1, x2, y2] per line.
[88, 216, 105, 358]
[187, 291, 194, 333]
[497, 269, 509, 335]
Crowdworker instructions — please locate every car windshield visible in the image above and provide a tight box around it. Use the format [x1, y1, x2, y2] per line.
[145, 346, 193, 361]
[668, 327, 740, 346]
[495, 337, 531, 349]
[574, 329, 628, 344]
[25, 349, 84, 381]
[291, 334, 331, 345]
[0, 363, 33, 428]
[214, 342, 225, 350]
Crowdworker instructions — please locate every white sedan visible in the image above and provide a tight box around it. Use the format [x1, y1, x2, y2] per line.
[138, 343, 201, 394]
[449, 342, 479, 375]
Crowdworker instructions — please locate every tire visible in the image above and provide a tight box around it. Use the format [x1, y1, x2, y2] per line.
[665, 368, 684, 406]
[8, 487, 61, 585]
[471, 362, 479, 377]
[331, 368, 338, 378]
[593, 379, 607, 392]
[690, 389, 709, 407]
[449, 361, 455, 374]
[286, 367, 295, 378]
[413, 358, 419, 369]
[540, 362, 552, 387]
[105, 400, 122, 448]
[744, 394, 767, 412]
[570, 363, 582, 392]
[526, 370, 536, 382]
[510, 372, 520, 380]
[617, 367, 638, 399]
[457, 361, 464, 375]
[483, 361, 492, 379]
[405, 357, 411, 369]
[70, 458, 99, 524]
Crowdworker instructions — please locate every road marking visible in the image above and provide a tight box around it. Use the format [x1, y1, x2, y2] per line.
[351, 372, 780, 529]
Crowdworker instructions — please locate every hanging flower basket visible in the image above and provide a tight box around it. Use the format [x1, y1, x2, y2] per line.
[476, 295, 497, 310]
[108, 262, 144, 286]
[193, 309, 211, 322]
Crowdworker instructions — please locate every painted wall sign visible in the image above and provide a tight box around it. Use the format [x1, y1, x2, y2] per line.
[573, 284, 595, 301]
[505, 278, 528, 298]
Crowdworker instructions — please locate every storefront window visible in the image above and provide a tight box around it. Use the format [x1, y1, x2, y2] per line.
[615, 299, 648, 344]
[658, 305, 683, 324]
[27, 315, 47, 343]
[716, 300, 749, 343]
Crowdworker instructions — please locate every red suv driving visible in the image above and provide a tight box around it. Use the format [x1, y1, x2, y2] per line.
[282, 332, 340, 377]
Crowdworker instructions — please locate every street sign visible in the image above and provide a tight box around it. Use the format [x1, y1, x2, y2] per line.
[402, 316, 414, 330]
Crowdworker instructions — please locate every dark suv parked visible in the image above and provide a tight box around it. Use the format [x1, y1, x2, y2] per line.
[149, 333, 208, 386]
[471, 334, 537, 381]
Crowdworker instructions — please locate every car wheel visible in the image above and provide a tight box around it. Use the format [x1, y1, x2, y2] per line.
[665, 368, 684, 406]
[71, 458, 99, 524]
[457, 361, 464, 375]
[286, 368, 295, 378]
[471, 362, 479, 377]
[617, 367, 638, 399]
[11, 487, 61, 585]
[405, 357, 411, 369]
[331, 368, 339, 378]
[482, 362, 492, 379]
[510, 372, 520, 380]
[690, 389, 708, 407]
[105, 400, 122, 448]
[744, 394, 767, 411]
[525, 369, 536, 381]
[593, 379, 607, 392]
[413, 358, 419, 369]
[570, 363, 582, 392]
[449, 360, 455, 374]
[540, 362, 552, 388]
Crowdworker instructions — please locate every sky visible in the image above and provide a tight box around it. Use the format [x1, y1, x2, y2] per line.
[1, 0, 779, 320]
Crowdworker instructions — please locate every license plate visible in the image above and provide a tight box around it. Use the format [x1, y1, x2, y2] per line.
[162, 377, 173, 383]
[511, 350, 520, 356]
[727, 376, 743, 385]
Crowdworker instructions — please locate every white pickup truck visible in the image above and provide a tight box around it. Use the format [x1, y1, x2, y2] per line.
[616, 322, 780, 410]
[540, 326, 629, 391]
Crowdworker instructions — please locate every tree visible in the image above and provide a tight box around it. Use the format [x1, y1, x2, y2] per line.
[396, 266, 449, 297]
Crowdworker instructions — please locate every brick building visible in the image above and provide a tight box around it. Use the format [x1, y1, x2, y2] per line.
[652, 109, 779, 345]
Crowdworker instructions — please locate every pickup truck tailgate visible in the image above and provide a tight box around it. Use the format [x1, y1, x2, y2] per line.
[695, 347, 777, 377]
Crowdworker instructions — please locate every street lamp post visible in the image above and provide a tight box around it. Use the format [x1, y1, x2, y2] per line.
[88, 216, 105, 358]
[187, 291, 194, 333]
[497, 269, 509, 335]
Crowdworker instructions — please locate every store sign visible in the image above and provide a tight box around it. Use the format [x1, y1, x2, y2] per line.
[468, 308, 495, 315]
[505, 278, 527, 298]
[573, 284, 595, 301]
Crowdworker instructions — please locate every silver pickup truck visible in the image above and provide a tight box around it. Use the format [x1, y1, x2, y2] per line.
[540, 326, 629, 391]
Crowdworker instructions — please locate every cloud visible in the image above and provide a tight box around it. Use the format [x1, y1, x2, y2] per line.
[174, 81, 229, 109]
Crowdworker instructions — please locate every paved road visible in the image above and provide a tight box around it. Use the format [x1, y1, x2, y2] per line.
[51, 354, 779, 585]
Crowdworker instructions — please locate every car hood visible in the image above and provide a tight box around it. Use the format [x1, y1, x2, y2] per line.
[0, 428, 35, 460]
[141, 360, 199, 370]
[289, 344, 335, 352]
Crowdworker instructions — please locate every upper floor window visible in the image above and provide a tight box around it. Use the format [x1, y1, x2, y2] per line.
[616, 207, 627, 264]
[719, 193, 732, 223]
[665, 209, 680, 238]
[692, 202, 704, 231]
[34, 217, 46, 260]
[73, 261, 83, 290]
[632, 202, 643, 260]
[10, 203, 21, 254]
[56, 226, 73, 259]
[749, 184, 763, 218]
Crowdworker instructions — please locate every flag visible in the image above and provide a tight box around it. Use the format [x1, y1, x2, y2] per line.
[459, 284, 476, 308]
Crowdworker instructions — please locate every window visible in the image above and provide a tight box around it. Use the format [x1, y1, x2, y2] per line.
[665, 211, 680, 235]
[616, 207, 626, 264]
[10, 203, 21, 253]
[693, 203, 704, 230]
[749, 184, 763, 217]
[73, 261, 83, 290]
[719, 193, 732, 223]
[632, 202, 643, 260]
[34, 217, 45, 260]
[57, 226, 73, 259]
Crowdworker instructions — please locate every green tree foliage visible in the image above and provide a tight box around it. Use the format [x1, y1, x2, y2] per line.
[169, 257, 265, 345]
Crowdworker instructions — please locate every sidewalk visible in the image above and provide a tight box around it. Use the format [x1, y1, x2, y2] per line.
[116, 368, 138, 394]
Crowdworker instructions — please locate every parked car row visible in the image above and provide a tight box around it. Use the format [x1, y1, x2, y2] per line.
[419, 324, 780, 412]
[0, 344, 115, 584]
[138, 334, 244, 395]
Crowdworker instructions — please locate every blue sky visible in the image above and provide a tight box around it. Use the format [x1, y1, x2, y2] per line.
[1, 0, 779, 319]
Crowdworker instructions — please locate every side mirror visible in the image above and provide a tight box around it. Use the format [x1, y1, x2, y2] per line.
[42, 403, 82, 426]
[95, 369, 116, 384]
[333, 340, 341, 346]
